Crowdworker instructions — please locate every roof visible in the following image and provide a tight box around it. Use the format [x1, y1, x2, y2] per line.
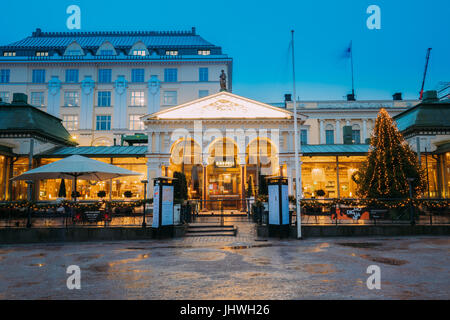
[301, 144, 369, 155]
[40, 146, 147, 158]
[394, 99, 450, 133]
[0, 98, 76, 146]
[0, 28, 216, 50]
[40, 144, 368, 158]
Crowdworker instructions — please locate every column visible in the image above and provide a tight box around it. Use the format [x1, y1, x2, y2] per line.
[319, 120, 325, 144]
[147, 75, 161, 114]
[146, 160, 158, 199]
[363, 119, 368, 143]
[113, 75, 128, 129]
[147, 131, 153, 154]
[154, 132, 161, 153]
[80, 76, 95, 130]
[335, 120, 341, 144]
[288, 131, 293, 152]
[241, 164, 246, 211]
[47, 76, 61, 117]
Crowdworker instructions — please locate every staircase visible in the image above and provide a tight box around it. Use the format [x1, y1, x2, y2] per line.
[185, 224, 238, 237]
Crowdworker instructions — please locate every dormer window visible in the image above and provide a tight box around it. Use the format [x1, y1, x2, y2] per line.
[36, 51, 49, 57]
[3, 52, 16, 57]
[66, 50, 82, 56]
[132, 50, 146, 56]
[165, 50, 178, 56]
[198, 50, 210, 56]
[99, 50, 114, 56]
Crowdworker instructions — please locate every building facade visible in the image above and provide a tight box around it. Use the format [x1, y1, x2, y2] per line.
[0, 28, 233, 147]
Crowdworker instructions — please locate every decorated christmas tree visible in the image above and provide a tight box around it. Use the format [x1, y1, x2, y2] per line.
[353, 108, 425, 198]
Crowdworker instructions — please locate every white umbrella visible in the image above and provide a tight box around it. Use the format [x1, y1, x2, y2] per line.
[12, 155, 142, 200]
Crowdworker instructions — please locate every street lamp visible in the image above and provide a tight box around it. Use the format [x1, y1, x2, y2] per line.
[25, 180, 34, 228]
[407, 178, 415, 226]
[141, 180, 148, 228]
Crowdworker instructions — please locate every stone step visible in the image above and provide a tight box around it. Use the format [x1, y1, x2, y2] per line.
[185, 231, 237, 237]
[188, 224, 234, 229]
[185, 224, 238, 237]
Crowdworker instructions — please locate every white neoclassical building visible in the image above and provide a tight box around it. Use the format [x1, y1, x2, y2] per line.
[142, 91, 306, 210]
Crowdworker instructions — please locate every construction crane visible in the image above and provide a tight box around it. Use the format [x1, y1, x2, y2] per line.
[419, 48, 432, 100]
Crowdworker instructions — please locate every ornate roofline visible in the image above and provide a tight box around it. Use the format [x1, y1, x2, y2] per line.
[31, 27, 198, 38]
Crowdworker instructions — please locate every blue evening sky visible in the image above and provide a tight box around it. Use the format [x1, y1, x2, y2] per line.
[1, 0, 449, 102]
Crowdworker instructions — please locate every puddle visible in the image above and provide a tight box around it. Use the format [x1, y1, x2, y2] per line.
[27, 253, 46, 258]
[337, 242, 383, 249]
[181, 249, 226, 261]
[360, 254, 408, 266]
[304, 264, 336, 274]
[29, 263, 45, 267]
[221, 244, 273, 251]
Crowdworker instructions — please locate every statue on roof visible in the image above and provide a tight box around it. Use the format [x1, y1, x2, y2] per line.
[220, 70, 227, 92]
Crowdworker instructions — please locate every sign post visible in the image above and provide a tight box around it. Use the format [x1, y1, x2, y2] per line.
[267, 176, 290, 238]
[152, 177, 175, 238]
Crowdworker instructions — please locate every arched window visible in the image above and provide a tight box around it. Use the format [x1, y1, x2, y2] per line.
[64, 41, 84, 56]
[325, 124, 334, 144]
[129, 41, 149, 56]
[96, 41, 117, 56]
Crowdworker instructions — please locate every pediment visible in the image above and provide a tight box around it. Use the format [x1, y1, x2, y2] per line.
[149, 92, 293, 120]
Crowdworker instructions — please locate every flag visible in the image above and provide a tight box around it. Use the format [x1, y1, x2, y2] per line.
[341, 41, 352, 59]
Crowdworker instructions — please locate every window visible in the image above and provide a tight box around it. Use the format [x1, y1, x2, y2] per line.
[199, 68, 208, 82]
[0, 92, 10, 103]
[32, 69, 46, 83]
[132, 50, 146, 56]
[165, 50, 178, 56]
[352, 130, 361, 144]
[99, 50, 114, 56]
[198, 50, 211, 56]
[31, 92, 45, 107]
[3, 52, 16, 57]
[300, 129, 308, 145]
[0, 69, 10, 83]
[163, 91, 177, 105]
[96, 115, 111, 131]
[62, 115, 79, 131]
[164, 68, 177, 82]
[65, 69, 79, 83]
[130, 91, 145, 106]
[199, 90, 209, 98]
[129, 115, 145, 130]
[98, 69, 112, 83]
[64, 91, 80, 107]
[325, 124, 334, 144]
[36, 51, 49, 57]
[97, 91, 111, 107]
[131, 69, 145, 82]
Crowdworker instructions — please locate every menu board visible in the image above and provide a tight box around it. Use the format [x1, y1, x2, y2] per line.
[161, 185, 174, 226]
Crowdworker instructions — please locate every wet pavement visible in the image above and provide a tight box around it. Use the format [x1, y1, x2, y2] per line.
[0, 219, 449, 299]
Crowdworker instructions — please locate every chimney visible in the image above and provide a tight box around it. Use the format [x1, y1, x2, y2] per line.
[422, 90, 439, 103]
[284, 94, 292, 108]
[12, 93, 28, 104]
[191, 27, 196, 35]
[393, 92, 402, 101]
[346, 93, 356, 101]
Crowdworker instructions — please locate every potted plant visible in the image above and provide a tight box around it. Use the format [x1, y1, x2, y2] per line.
[124, 191, 133, 198]
[97, 190, 106, 199]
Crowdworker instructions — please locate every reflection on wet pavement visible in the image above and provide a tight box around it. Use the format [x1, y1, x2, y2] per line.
[0, 234, 448, 299]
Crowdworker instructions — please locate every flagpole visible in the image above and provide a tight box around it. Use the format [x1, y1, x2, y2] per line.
[350, 40, 355, 97]
[291, 30, 302, 239]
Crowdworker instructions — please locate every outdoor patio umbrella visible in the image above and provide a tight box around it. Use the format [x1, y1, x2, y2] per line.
[12, 155, 142, 200]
